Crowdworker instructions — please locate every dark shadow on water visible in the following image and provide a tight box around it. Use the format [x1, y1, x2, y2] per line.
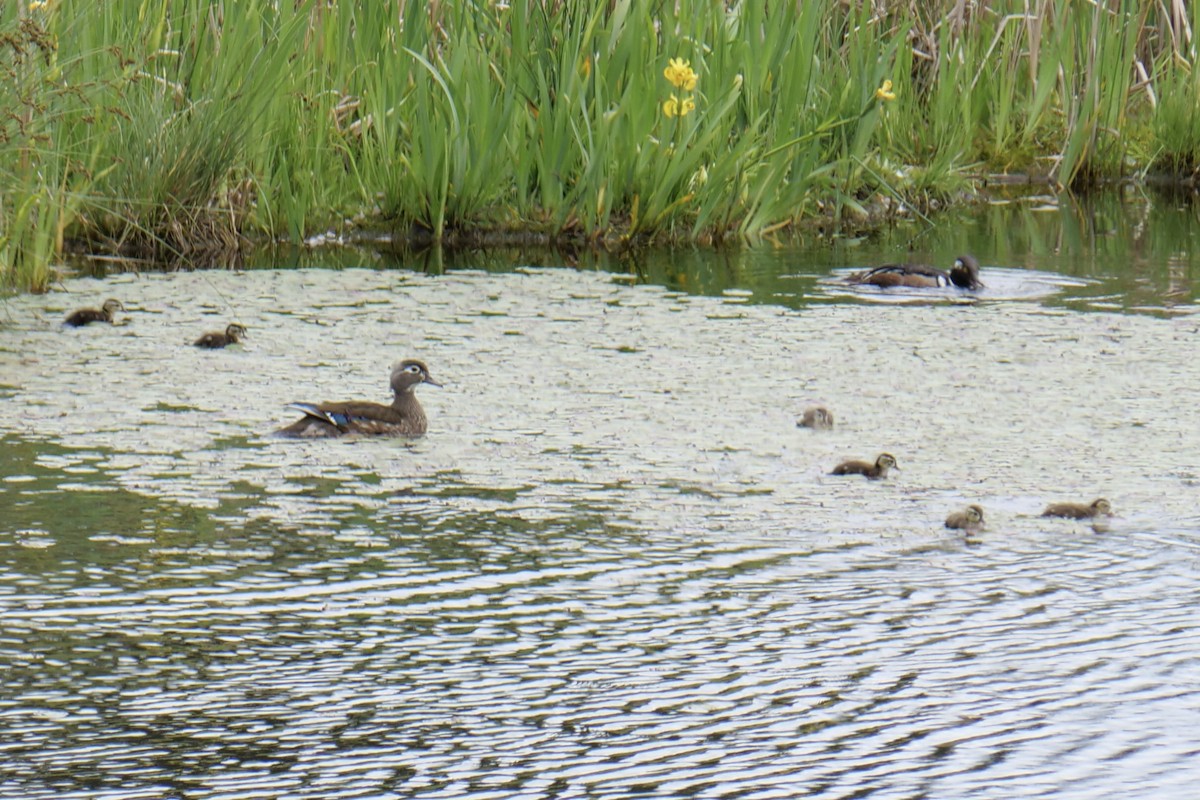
[59, 188, 1200, 316]
[0, 434, 637, 598]
[190, 189, 1200, 314]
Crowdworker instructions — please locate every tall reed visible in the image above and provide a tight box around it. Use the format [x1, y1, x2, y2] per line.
[3, 0, 1200, 292]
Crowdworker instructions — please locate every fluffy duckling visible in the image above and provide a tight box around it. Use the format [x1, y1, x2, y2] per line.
[64, 298, 124, 327]
[830, 453, 898, 480]
[945, 504, 986, 532]
[797, 406, 834, 430]
[194, 323, 247, 349]
[1041, 498, 1112, 519]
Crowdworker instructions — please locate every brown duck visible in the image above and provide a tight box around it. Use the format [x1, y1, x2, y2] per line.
[276, 359, 441, 438]
[797, 406, 834, 430]
[847, 255, 983, 290]
[195, 323, 248, 349]
[945, 504, 985, 532]
[830, 453, 898, 479]
[64, 298, 124, 327]
[1041, 498, 1112, 519]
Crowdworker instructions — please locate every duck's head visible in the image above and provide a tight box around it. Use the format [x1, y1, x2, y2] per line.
[391, 359, 441, 394]
[951, 255, 984, 290]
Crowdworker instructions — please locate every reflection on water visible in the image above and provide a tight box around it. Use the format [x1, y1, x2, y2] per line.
[3, 192, 1200, 798]
[176, 188, 1198, 314]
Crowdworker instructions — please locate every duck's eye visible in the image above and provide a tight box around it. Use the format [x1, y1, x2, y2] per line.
[405, 364, 422, 374]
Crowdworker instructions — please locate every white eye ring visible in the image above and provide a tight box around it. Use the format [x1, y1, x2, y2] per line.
[405, 364, 421, 374]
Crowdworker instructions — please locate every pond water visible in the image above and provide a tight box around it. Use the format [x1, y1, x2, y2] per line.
[2, 192, 1200, 798]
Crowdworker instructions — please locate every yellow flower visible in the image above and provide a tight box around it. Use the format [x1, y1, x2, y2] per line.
[662, 94, 695, 118]
[29, 0, 51, 8]
[664, 57, 698, 91]
[875, 79, 896, 102]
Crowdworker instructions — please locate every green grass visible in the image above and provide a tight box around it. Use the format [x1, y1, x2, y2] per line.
[3, 0, 1200, 292]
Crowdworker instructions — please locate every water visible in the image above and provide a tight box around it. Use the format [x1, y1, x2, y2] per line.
[2, 192, 1200, 798]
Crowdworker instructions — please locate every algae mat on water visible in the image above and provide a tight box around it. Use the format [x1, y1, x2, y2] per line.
[0, 266, 1197, 542]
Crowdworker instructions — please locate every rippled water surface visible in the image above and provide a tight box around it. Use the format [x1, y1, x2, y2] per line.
[3, 196, 1200, 798]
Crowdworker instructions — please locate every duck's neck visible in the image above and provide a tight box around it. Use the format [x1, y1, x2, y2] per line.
[392, 390, 426, 424]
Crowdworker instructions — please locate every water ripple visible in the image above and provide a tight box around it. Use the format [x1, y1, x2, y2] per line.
[1, 267, 1199, 797]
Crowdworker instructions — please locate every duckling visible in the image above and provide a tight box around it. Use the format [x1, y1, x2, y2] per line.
[945, 504, 986, 532]
[1041, 498, 1112, 519]
[194, 323, 247, 349]
[847, 255, 983, 290]
[797, 406, 834, 430]
[830, 453, 898, 479]
[277, 359, 441, 438]
[64, 298, 124, 327]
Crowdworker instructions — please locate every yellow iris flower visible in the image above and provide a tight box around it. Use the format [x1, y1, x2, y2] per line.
[875, 79, 896, 102]
[662, 94, 696, 118]
[664, 57, 698, 92]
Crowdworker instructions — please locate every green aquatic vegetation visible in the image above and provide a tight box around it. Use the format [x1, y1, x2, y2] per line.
[4, 0, 1200, 292]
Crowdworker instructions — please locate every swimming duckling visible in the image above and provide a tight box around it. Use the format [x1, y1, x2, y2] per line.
[276, 359, 441, 438]
[847, 255, 983, 291]
[194, 323, 247, 349]
[1041, 498, 1112, 519]
[797, 406, 834, 430]
[945, 504, 986, 532]
[830, 453, 898, 480]
[64, 298, 124, 327]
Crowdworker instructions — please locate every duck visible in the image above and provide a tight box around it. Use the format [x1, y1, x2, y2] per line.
[797, 406, 834, 430]
[847, 255, 983, 290]
[1041, 498, 1112, 519]
[194, 323, 247, 349]
[830, 452, 897, 479]
[945, 504, 986, 532]
[276, 359, 440, 438]
[64, 298, 124, 327]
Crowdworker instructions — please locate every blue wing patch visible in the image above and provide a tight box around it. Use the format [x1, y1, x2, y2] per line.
[287, 403, 352, 428]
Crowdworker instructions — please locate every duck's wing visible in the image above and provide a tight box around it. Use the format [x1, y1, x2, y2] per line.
[850, 263, 950, 283]
[285, 401, 404, 431]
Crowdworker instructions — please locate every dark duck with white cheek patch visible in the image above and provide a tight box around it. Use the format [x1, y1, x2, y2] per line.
[847, 255, 983, 290]
[195, 323, 247, 349]
[65, 298, 124, 327]
[276, 359, 440, 438]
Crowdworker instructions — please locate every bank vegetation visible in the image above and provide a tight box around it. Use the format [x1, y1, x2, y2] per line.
[3, 0, 1199, 291]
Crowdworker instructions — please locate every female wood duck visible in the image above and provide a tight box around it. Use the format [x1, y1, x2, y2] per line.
[945, 504, 985, 532]
[830, 452, 897, 479]
[847, 255, 983, 290]
[276, 359, 440, 438]
[797, 406, 834, 430]
[64, 298, 124, 327]
[1041, 498, 1112, 519]
[195, 323, 247, 349]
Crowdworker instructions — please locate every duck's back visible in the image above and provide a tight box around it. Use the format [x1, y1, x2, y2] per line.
[277, 399, 427, 438]
[848, 263, 950, 288]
